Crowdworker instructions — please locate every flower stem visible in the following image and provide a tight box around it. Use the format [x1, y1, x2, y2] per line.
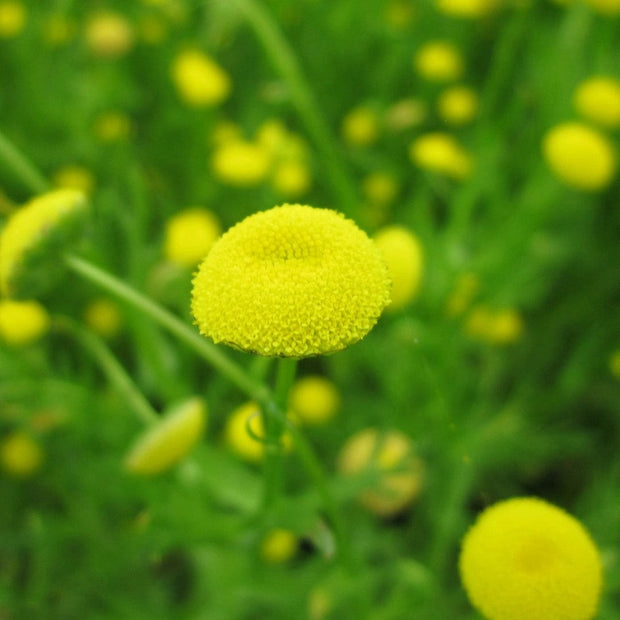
[229, 0, 357, 214]
[53, 316, 158, 426]
[63, 254, 271, 405]
[0, 128, 49, 194]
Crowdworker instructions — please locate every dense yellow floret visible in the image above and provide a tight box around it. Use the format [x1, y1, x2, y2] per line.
[543, 122, 616, 191]
[191, 204, 391, 357]
[459, 497, 603, 620]
[574, 76, 620, 129]
[163, 207, 221, 267]
[0, 299, 50, 345]
[0, 188, 88, 298]
[171, 49, 231, 107]
[125, 397, 207, 475]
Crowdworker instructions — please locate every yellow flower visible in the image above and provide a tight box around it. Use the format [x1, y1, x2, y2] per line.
[260, 528, 299, 564]
[574, 76, 620, 129]
[585, 0, 620, 14]
[410, 132, 473, 179]
[42, 14, 75, 46]
[0, 1, 25, 38]
[341, 106, 380, 147]
[373, 225, 424, 311]
[84, 298, 122, 338]
[609, 349, 620, 379]
[163, 207, 221, 267]
[437, 85, 479, 125]
[93, 112, 133, 142]
[271, 160, 312, 198]
[288, 375, 340, 426]
[0, 188, 89, 298]
[171, 49, 231, 107]
[0, 299, 50, 345]
[384, 0, 416, 29]
[459, 497, 603, 620]
[543, 122, 617, 191]
[211, 140, 272, 187]
[125, 397, 207, 475]
[414, 41, 464, 82]
[337, 428, 424, 517]
[84, 12, 134, 58]
[1, 430, 43, 477]
[465, 305, 524, 344]
[191, 204, 391, 357]
[224, 401, 292, 463]
[436, 0, 499, 18]
[52, 165, 96, 195]
[362, 172, 399, 207]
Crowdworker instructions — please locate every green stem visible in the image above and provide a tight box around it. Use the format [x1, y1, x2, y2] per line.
[63, 254, 271, 405]
[229, 0, 357, 214]
[260, 357, 298, 512]
[53, 316, 158, 426]
[0, 128, 49, 194]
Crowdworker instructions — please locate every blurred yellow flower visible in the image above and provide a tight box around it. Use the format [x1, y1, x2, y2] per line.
[410, 132, 473, 179]
[0, 188, 88, 298]
[384, 98, 427, 132]
[260, 528, 299, 564]
[609, 349, 620, 378]
[373, 225, 424, 311]
[1, 430, 43, 477]
[337, 428, 424, 517]
[465, 305, 524, 344]
[42, 14, 75, 46]
[437, 85, 479, 125]
[414, 41, 465, 82]
[163, 207, 222, 267]
[84, 298, 122, 338]
[362, 172, 399, 207]
[85, 12, 134, 58]
[436, 0, 499, 18]
[341, 106, 380, 147]
[93, 112, 133, 142]
[211, 140, 272, 187]
[384, 0, 416, 29]
[585, 0, 620, 14]
[171, 49, 231, 107]
[459, 497, 603, 620]
[271, 160, 312, 197]
[0, 1, 25, 38]
[125, 397, 207, 475]
[446, 272, 480, 316]
[52, 165, 96, 195]
[288, 375, 340, 426]
[574, 76, 620, 129]
[0, 299, 50, 345]
[543, 122, 617, 191]
[191, 204, 391, 357]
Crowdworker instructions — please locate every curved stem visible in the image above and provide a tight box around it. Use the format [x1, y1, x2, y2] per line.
[53, 316, 158, 426]
[0, 128, 49, 194]
[63, 254, 271, 405]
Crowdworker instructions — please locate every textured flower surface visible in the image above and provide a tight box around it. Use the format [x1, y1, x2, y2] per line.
[459, 497, 603, 620]
[191, 204, 391, 357]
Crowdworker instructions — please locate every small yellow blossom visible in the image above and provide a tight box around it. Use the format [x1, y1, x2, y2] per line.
[260, 528, 299, 564]
[125, 397, 207, 475]
[163, 207, 221, 267]
[574, 76, 620, 129]
[543, 122, 617, 191]
[459, 497, 603, 620]
[211, 140, 272, 187]
[288, 375, 340, 426]
[137, 14, 167, 45]
[191, 204, 391, 357]
[0, 189, 88, 298]
[410, 132, 473, 179]
[341, 106, 380, 147]
[0, 299, 50, 345]
[271, 160, 312, 197]
[171, 49, 231, 107]
[414, 41, 464, 82]
[93, 112, 132, 142]
[373, 226, 424, 311]
[436, 0, 499, 18]
[465, 305, 524, 344]
[438, 85, 479, 125]
[585, 0, 620, 14]
[0, 1, 25, 38]
[362, 172, 399, 207]
[337, 428, 424, 517]
[1, 430, 43, 477]
[52, 165, 96, 195]
[384, 0, 416, 29]
[84, 12, 134, 58]
[84, 298, 122, 338]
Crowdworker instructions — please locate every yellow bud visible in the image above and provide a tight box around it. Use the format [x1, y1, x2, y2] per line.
[414, 41, 464, 82]
[271, 160, 312, 197]
[437, 85, 478, 125]
[260, 528, 298, 564]
[0, 1, 25, 38]
[410, 132, 473, 179]
[362, 172, 399, 206]
[384, 98, 427, 132]
[585, 0, 620, 13]
[52, 165, 96, 195]
[93, 112, 132, 142]
[543, 122, 617, 191]
[85, 12, 134, 58]
[42, 14, 75, 46]
[163, 207, 221, 267]
[211, 140, 272, 187]
[465, 305, 524, 345]
[171, 49, 231, 107]
[84, 298, 122, 338]
[125, 397, 207, 475]
[1, 431, 43, 477]
[288, 375, 340, 426]
[384, 0, 416, 29]
[436, 0, 499, 18]
[342, 106, 380, 147]
[0, 299, 50, 345]
[574, 76, 620, 129]
[608, 349, 620, 379]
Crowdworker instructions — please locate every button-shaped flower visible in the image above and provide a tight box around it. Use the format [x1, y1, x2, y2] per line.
[191, 204, 391, 357]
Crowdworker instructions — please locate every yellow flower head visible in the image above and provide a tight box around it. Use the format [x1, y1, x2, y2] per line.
[436, 0, 499, 18]
[1, 430, 43, 477]
[84, 12, 134, 58]
[191, 204, 391, 357]
[288, 375, 340, 426]
[414, 41, 465, 82]
[585, 0, 620, 14]
[163, 207, 221, 267]
[437, 85, 479, 125]
[260, 528, 299, 564]
[459, 497, 603, 620]
[337, 428, 424, 517]
[543, 122, 617, 191]
[0, 299, 50, 345]
[465, 305, 524, 344]
[211, 140, 272, 187]
[84, 298, 122, 338]
[93, 112, 133, 142]
[171, 49, 231, 107]
[373, 225, 424, 311]
[0, 188, 89, 298]
[0, 1, 25, 38]
[362, 172, 399, 207]
[410, 132, 473, 179]
[224, 401, 292, 463]
[125, 397, 207, 475]
[341, 106, 380, 147]
[271, 160, 312, 198]
[574, 76, 620, 129]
